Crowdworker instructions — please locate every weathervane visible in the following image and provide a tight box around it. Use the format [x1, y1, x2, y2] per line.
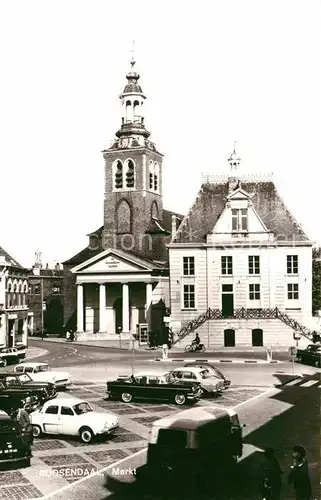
[129, 40, 136, 68]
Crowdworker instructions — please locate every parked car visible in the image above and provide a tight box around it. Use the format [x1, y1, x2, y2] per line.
[14, 343, 27, 360]
[14, 363, 71, 389]
[166, 367, 224, 395]
[296, 344, 321, 367]
[0, 380, 40, 413]
[0, 412, 31, 469]
[0, 347, 21, 367]
[0, 372, 56, 403]
[30, 398, 119, 443]
[184, 362, 231, 389]
[106, 372, 202, 405]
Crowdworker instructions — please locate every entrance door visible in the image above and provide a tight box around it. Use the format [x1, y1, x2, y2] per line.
[221, 285, 234, 318]
[224, 329, 235, 347]
[252, 328, 263, 347]
[113, 298, 122, 334]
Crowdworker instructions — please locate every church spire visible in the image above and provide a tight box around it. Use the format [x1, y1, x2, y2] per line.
[115, 44, 150, 141]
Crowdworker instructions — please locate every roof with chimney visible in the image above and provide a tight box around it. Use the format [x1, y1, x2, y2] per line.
[172, 176, 309, 244]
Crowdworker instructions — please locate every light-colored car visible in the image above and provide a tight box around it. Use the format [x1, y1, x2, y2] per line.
[14, 362, 71, 389]
[167, 367, 225, 395]
[30, 398, 119, 443]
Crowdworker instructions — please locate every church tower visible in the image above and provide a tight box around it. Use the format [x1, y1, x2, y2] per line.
[102, 57, 168, 258]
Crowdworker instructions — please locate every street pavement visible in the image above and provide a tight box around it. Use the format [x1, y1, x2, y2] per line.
[0, 340, 319, 499]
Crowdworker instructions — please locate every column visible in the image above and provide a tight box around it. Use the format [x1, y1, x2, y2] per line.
[29, 315, 34, 335]
[77, 284, 84, 333]
[122, 283, 129, 333]
[99, 284, 107, 333]
[145, 283, 153, 329]
[22, 318, 28, 344]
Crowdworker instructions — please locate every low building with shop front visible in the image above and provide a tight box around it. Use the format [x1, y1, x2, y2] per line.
[63, 58, 181, 342]
[0, 246, 31, 347]
[168, 150, 315, 349]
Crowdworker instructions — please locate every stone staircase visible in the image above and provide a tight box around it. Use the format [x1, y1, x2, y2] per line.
[172, 307, 314, 345]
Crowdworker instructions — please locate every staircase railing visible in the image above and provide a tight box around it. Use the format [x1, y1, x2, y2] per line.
[172, 307, 313, 344]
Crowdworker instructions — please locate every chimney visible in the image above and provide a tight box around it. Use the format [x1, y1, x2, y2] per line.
[171, 215, 177, 240]
[55, 262, 60, 270]
[46, 263, 49, 269]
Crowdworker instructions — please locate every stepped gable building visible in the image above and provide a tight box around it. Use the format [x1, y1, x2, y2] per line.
[168, 148, 314, 348]
[0, 246, 31, 347]
[63, 58, 182, 340]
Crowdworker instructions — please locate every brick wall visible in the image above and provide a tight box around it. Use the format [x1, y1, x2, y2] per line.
[63, 264, 77, 328]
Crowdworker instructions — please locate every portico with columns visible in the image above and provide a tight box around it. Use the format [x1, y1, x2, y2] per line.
[71, 248, 169, 339]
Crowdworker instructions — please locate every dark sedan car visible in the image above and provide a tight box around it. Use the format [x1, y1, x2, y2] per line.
[106, 373, 202, 405]
[0, 347, 21, 367]
[0, 412, 31, 469]
[184, 362, 231, 389]
[0, 382, 40, 414]
[0, 372, 56, 403]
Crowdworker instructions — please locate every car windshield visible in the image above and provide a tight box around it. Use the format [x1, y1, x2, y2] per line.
[73, 402, 93, 415]
[18, 374, 32, 383]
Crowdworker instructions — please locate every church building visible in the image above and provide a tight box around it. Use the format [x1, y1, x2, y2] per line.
[63, 58, 182, 341]
[169, 150, 315, 348]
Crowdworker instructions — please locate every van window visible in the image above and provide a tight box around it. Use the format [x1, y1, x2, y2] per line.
[196, 418, 231, 447]
[230, 414, 240, 426]
[158, 429, 187, 448]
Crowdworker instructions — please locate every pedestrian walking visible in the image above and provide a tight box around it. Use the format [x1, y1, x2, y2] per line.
[66, 330, 71, 341]
[162, 342, 169, 359]
[288, 445, 312, 500]
[15, 403, 33, 457]
[258, 448, 283, 500]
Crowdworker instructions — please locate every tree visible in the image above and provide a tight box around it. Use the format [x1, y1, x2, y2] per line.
[312, 246, 321, 316]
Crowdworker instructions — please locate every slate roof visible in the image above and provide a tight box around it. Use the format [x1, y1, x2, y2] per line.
[0, 246, 23, 268]
[173, 180, 309, 243]
[64, 208, 184, 267]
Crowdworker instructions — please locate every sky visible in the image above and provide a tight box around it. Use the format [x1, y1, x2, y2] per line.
[0, 0, 320, 268]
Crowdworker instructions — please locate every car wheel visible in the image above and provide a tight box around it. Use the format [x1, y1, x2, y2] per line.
[121, 392, 133, 403]
[185, 345, 192, 353]
[174, 394, 186, 405]
[32, 425, 42, 438]
[199, 344, 206, 353]
[79, 426, 94, 443]
[1, 358, 7, 367]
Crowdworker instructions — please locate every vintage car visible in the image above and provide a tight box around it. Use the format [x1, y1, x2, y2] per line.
[0, 372, 57, 403]
[14, 362, 71, 389]
[0, 412, 31, 469]
[296, 344, 321, 367]
[106, 372, 202, 405]
[184, 362, 231, 389]
[30, 398, 119, 443]
[166, 367, 225, 395]
[0, 347, 21, 367]
[0, 381, 40, 413]
[14, 343, 27, 360]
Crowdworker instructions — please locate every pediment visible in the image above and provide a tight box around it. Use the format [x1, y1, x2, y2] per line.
[226, 187, 252, 201]
[71, 248, 154, 274]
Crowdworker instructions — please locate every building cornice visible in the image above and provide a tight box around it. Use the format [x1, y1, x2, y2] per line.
[167, 240, 315, 249]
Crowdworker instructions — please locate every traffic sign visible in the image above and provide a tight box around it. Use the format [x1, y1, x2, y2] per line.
[289, 346, 297, 357]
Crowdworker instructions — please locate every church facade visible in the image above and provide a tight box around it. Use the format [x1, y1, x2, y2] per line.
[63, 59, 181, 340]
[168, 151, 315, 349]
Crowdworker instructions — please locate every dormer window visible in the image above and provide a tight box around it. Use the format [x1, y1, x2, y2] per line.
[232, 209, 248, 232]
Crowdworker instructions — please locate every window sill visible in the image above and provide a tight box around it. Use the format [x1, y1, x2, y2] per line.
[181, 308, 197, 311]
[285, 308, 301, 311]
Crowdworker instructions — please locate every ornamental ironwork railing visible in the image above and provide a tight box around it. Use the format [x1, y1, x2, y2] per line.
[173, 307, 314, 344]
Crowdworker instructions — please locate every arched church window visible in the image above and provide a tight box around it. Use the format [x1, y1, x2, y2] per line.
[151, 201, 159, 219]
[149, 160, 154, 190]
[133, 100, 140, 122]
[116, 199, 132, 234]
[114, 160, 123, 189]
[125, 100, 132, 122]
[126, 160, 135, 188]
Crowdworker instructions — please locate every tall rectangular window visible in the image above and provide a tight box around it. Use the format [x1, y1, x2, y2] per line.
[287, 255, 298, 274]
[183, 284, 195, 309]
[183, 257, 195, 276]
[52, 285, 61, 295]
[231, 209, 248, 232]
[249, 256, 260, 274]
[221, 256, 233, 275]
[34, 284, 40, 295]
[249, 284, 260, 300]
[287, 283, 299, 299]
